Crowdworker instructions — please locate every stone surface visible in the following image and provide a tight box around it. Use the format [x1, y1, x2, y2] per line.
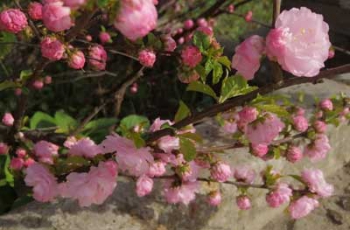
[1, 79, 350, 230]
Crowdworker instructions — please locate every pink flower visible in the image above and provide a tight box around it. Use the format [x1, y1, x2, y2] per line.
[16, 148, 27, 158]
[228, 4, 235, 13]
[267, 7, 331, 77]
[162, 35, 177, 52]
[233, 166, 256, 184]
[10, 158, 24, 170]
[114, 0, 157, 41]
[292, 115, 309, 132]
[313, 120, 327, 133]
[0, 9, 28, 33]
[89, 45, 107, 70]
[69, 137, 102, 158]
[59, 161, 118, 207]
[301, 168, 334, 197]
[288, 196, 319, 219]
[328, 49, 335, 59]
[100, 134, 154, 176]
[184, 19, 194, 30]
[181, 46, 202, 68]
[196, 18, 208, 27]
[136, 174, 154, 197]
[238, 107, 258, 124]
[245, 11, 253, 22]
[99, 31, 111, 44]
[42, 2, 72, 32]
[33, 140, 59, 165]
[251, 143, 268, 157]
[148, 161, 166, 177]
[68, 50, 85, 69]
[28, 2, 43, 20]
[150, 118, 179, 153]
[266, 183, 292, 208]
[32, 79, 44, 90]
[222, 121, 237, 134]
[286, 146, 303, 163]
[2, 112, 14, 126]
[163, 180, 199, 205]
[0, 143, 8, 155]
[181, 161, 201, 182]
[41, 37, 65, 61]
[207, 191, 222, 206]
[24, 158, 35, 167]
[64, 136, 77, 148]
[197, 26, 213, 37]
[63, 0, 87, 9]
[44, 75, 52, 84]
[231, 35, 265, 80]
[304, 134, 330, 161]
[211, 162, 232, 182]
[319, 99, 333, 111]
[236, 195, 251, 210]
[138, 49, 156, 68]
[246, 113, 285, 145]
[25, 163, 58, 202]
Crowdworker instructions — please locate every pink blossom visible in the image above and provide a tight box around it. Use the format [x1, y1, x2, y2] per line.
[69, 137, 102, 158]
[292, 115, 309, 132]
[41, 37, 65, 61]
[245, 11, 253, 22]
[100, 134, 154, 176]
[130, 83, 138, 94]
[178, 70, 200, 84]
[181, 46, 202, 68]
[236, 195, 251, 210]
[286, 146, 303, 163]
[207, 191, 222, 206]
[162, 35, 177, 52]
[114, 0, 157, 41]
[197, 26, 213, 37]
[28, 2, 43, 20]
[246, 113, 285, 145]
[288, 196, 319, 219]
[211, 162, 232, 182]
[148, 161, 166, 177]
[184, 19, 194, 30]
[63, 0, 87, 9]
[59, 161, 118, 207]
[222, 121, 237, 134]
[233, 166, 256, 184]
[16, 148, 27, 158]
[251, 143, 268, 157]
[231, 35, 265, 80]
[99, 31, 111, 44]
[328, 49, 335, 59]
[33, 140, 59, 165]
[0, 143, 8, 155]
[64, 136, 77, 148]
[10, 158, 24, 170]
[177, 37, 185, 45]
[68, 50, 85, 69]
[25, 163, 58, 202]
[2, 112, 14, 126]
[181, 161, 201, 182]
[313, 120, 327, 133]
[139, 49, 156, 68]
[319, 99, 333, 111]
[89, 45, 107, 70]
[150, 118, 179, 153]
[15, 88, 22, 96]
[156, 153, 184, 167]
[266, 183, 292, 208]
[163, 180, 199, 205]
[0, 9, 28, 33]
[85, 35, 92, 41]
[32, 80, 44, 90]
[24, 158, 35, 167]
[304, 134, 330, 161]
[301, 168, 334, 197]
[228, 4, 235, 13]
[44, 75, 52, 84]
[136, 174, 154, 197]
[42, 2, 72, 32]
[238, 106, 258, 124]
[267, 7, 330, 77]
[196, 18, 208, 27]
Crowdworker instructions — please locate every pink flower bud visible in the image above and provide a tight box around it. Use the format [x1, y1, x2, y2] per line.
[85, 35, 92, 41]
[196, 18, 208, 27]
[288, 196, 319, 219]
[28, 2, 43, 21]
[315, 111, 323, 119]
[301, 168, 334, 197]
[10, 158, 24, 170]
[2, 112, 14, 126]
[15, 88, 22, 96]
[32, 79, 44, 90]
[245, 11, 253, 22]
[42, 2, 72, 32]
[148, 161, 166, 177]
[99, 31, 111, 44]
[0, 9, 28, 33]
[328, 49, 335, 59]
[251, 143, 268, 157]
[68, 50, 85, 69]
[184, 19, 194, 30]
[34, 140, 59, 165]
[319, 99, 333, 111]
[130, 83, 138, 94]
[24, 158, 35, 167]
[286, 146, 303, 163]
[228, 4, 235, 13]
[238, 107, 258, 124]
[207, 191, 222, 206]
[197, 26, 213, 37]
[177, 37, 185, 45]
[181, 46, 202, 68]
[44, 75, 52, 84]
[313, 120, 327, 133]
[162, 35, 177, 52]
[295, 107, 305, 116]
[222, 121, 237, 134]
[236, 195, 251, 210]
[292, 115, 309, 132]
[233, 166, 256, 184]
[41, 37, 65, 61]
[138, 49, 156, 68]
[211, 162, 232, 182]
[16, 148, 27, 158]
[89, 45, 107, 70]
[0, 143, 9, 155]
[266, 183, 292, 208]
[136, 175, 153, 197]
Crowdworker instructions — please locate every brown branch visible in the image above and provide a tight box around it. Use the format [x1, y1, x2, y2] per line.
[146, 64, 350, 144]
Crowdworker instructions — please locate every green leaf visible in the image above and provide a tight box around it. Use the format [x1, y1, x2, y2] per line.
[126, 132, 146, 148]
[83, 118, 118, 134]
[255, 104, 289, 117]
[187, 81, 217, 100]
[193, 31, 211, 52]
[195, 65, 206, 82]
[212, 62, 223, 84]
[119, 115, 150, 131]
[175, 101, 191, 122]
[179, 137, 197, 161]
[204, 59, 214, 76]
[217, 56, 231, 69]
[178, 132, 203, 143]
[29, 112, 56, 129]
[219, 75, 257, 103]
[97, 0, 109, 7]
[20, 70, 33, 82]
[66, 156, 90, 166]
[0, 81, 17, 91]
[54, 110, 78, 134]
[0, 32, 16, 59]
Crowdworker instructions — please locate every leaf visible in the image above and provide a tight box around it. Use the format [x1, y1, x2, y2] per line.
[212, 62, 223, 84]
[54, 110, 78, 134]
[178, 132, 203, 143]
[119, 115, 150, 131]
[193, 31, 211, 52]
[83, 118, 118, 134]
[195, 65, 206, 82]
[20, 70, 33, 82]
[187, 81, 217, 100]
[255, 104, 289, 117]
[0, 32, 16, 59]
[0, 81, 17, 91]
[175, 101, 191, 122]
[204, 59, 214, 76]
[29, 112, 56, 129]
[219, 75, 256, 103]
[179, 137, 197, 161]
[126, 132, 146, 148]
[65, 156, 90, 166]
[97, 0, 109, 7]
[217, 56, 231, 69]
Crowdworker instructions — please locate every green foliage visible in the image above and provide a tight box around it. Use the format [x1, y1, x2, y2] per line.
[55, 110, 78, 134]
[0, 32, 16, 60]
[187, 81, 218, 100]
[179, 136, 197, 161]
[174, 101, 191, 122]
[119, 115, 150, 131]
[0, 81, 17, 92]
[193, 31, 211, 52]
[29, 112, 56, 130]
[219, 75, 257, 103]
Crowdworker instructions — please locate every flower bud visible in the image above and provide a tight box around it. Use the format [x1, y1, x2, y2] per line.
[236, 195, 251, 210]
[210, 162, 232, 182]
[138, 49, 156, 68]
[2, 112, 14, 126]
[207, 191, 222, 206]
